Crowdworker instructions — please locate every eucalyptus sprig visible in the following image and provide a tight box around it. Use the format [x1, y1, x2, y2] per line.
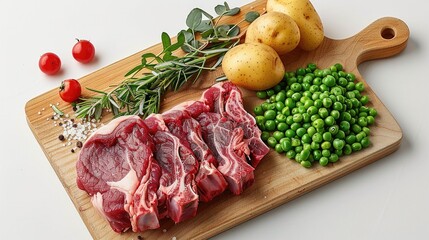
[75, 2, 259, 119]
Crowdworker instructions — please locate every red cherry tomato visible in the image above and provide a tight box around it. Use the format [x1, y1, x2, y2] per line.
[59, 79, 82, 103]
[72, 39, 95, 63]
[39, 52, 61, 75]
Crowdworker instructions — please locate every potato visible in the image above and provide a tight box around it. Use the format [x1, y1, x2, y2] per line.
[222, 43, 285, 91]
[245, 11, 300, 56]
[266, 0, 324, 51]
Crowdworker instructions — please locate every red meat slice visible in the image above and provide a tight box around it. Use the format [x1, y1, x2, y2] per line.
[76, 116, 160, 233]
[201, 82, 270, 168]
[144, 114, 199, 223]
[197, 112, 254, 195]
[162, 107, 228, 202]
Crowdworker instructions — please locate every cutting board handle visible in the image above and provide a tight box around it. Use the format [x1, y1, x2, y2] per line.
[349, 17, 410, 65]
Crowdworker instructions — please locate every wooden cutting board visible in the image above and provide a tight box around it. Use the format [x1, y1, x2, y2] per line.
[25, 0, 409, 239]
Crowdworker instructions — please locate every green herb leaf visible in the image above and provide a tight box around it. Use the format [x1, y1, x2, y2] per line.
[125, 64, 144, 77]
[215, 5, 226, 15]
[51, 105, 64, 116]
[217, 25, 230, 38]
[227, 25, 240, 37]
[201, 28, 214, 39]
[161, 32, 171, 50]
[194, 20, 212, 32]
[186, 8, 202, 30]
[165, 32, 185, 52]
[245, 11, 260, 23]
[224, 7, 240, 16]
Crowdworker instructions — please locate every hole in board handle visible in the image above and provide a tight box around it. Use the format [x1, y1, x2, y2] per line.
[381, 27, 395, 39]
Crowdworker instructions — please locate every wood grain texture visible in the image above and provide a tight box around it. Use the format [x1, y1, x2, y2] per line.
[25, 0, 409, 239]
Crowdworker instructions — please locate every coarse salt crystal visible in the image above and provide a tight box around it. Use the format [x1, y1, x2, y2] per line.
[162, 229, 167, 233]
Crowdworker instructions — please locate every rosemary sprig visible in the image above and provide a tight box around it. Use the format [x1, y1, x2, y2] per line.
[75, 2, 259, 119]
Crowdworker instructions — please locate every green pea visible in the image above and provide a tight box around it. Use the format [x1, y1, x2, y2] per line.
[362, 127, 370, 136]
[296, 68, 306, 76]
[313, 150, 322, 160]
[312, 132, 323, 143]
[334, 63, 343, 71]
[309, 140, 319, 149]
[313, 119, 325, 129]
[285, 98, 296, 108]
[281, 139, 292, 152]
[352, 142, 362, 151]
[346, 73, 356, 82]
[352, 124, 362, 134]
[290, 123, 301, 131]
[320, 84, 329, 92]
[275, 143, 284, 153]
[261, 131, 270, 142]
[335, 130, 346, 140]
[310, 114, 321, 122]
[324, 116, 335, 127]
[281, 106, 291, 116]
[318, 108, 329, 118]
[301, 160, 312, 168]
[329, 153, 339, 163]
[264, 110, 276, 120]
[277, 122, 288, 132]
[267, 137, 277, 148]
[293, 113, 303, 123]
[346, 82, 355, 91]
[292, 139, 301, 148]
[300, 149, 311, 161]
[340, 121, 350, 131]
[369, 108, 378, 117]
[276, 114, 286, 123]
[322, 97, 333, 108]
[361, 137, 371, 148]
[296, 127, 307, 137]
[367, 116, 375, 125]
[314, 99, 323, 108]
[256, 91, 268, 99]
[273, 131, 285, 141]
[333, 139, 345, 150]
[319, 157, 329, 166]
[286, 115, 294, 125]
[323, 75, 336, 87]
[358, 116, 368, 127]
[355, 82, 365, 92]
[329, 125, 339, 135]
[360, 95, 369, 105]
[356, 131, 366, 142]
[265, 120, 276, 131]
[343, 144, 352, 155]
[286, 150, 296, 159]
[273, 85, 283, 93]
[321, 141, 331, 150]
[333, 102, 343, 111]
[267, 89, 275, 97]
[254, 106, 263, 116]
[276, 91, 287, 103]
[338, 77, 348, 87]
[285, 129, 296, 138]
[291, 92, 302, 101]
[322, 149, 331, 157]
[307, 126, 317, 137]
[345, 134, 357, 144]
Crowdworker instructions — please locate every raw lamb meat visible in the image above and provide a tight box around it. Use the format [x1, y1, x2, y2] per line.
[76, 116, 160, 233]
[201, 82, 270, 168]
[162, 107, 228, 202]
[197, 112, 254, 195]
[144, 114, 199, 223]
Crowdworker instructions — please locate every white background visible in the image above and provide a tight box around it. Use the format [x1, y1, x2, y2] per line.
[0, 0, 427, 239]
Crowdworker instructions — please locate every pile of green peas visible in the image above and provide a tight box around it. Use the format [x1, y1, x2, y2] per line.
[254, 63, 377, 168]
